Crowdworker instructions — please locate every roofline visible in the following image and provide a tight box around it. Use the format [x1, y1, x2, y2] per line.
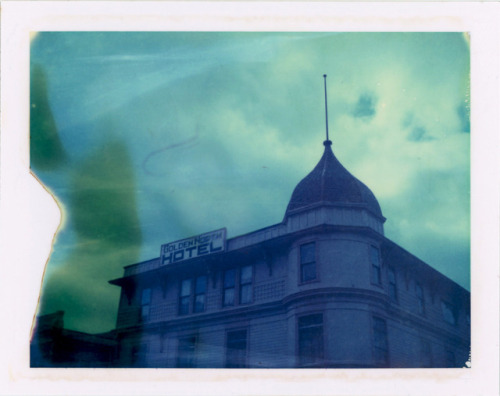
[380, 236, 470, 295]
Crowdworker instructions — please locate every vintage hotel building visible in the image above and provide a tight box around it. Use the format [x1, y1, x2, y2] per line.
[109, 131, 470, 368]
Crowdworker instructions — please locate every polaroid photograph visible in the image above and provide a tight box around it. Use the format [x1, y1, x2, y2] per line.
[1, 2, 498, 395]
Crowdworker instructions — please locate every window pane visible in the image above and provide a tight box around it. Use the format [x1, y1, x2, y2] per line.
[141, 288, 151, 305]
[195, 276, 206, 294]
[302, 262, 316, 282]
[298, 314, 323, 328]
[373, 317, 388, 365]
[388, 269, 397, 301]
[223, 288, 235, 306]
[141, 305, 150, 321]
[240, 265, 252, 284]
[240, 284, 252, 304]
[300, 243, 315, 264]
[194, 294, 205, 313]
[370, 246, 380, 265]
[298, 314, 323, 366]
[181, 279, 191, 297]
[372, 264, 381, 284]
[388, 269, 395, 284]
[224, 269, 235, 288]
[371, 247, 381, 284]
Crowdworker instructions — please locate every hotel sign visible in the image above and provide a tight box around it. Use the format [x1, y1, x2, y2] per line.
[160, 228, 227, 266]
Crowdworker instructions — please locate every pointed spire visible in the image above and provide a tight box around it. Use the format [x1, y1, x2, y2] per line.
[323, 74, 332, 147]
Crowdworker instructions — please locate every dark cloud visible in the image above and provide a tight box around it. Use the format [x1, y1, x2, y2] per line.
[402, 112, 434, 142]
[407, 126, 434, 142]
[30, 65, 67, 170]
[352, 93, 377, 121]
[456, 103, 470, 133]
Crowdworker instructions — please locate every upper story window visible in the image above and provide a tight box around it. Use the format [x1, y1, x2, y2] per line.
[179, 275, 207, 315]
[416, 283, 425, 315]
[239, 265, 253, 304]
[300, 242, 316, 283]
[223, 265, 253, 307]
[179, 279, 191, 315]
[388, 268, 397, 301]
[372, 316, 388, 365]
[370, 246, 382, 285]
[441, 300, 457, 326]
[194, 276, 207, 313]
[223, 269, 236, 306]
[298, 313, 323, 366]
[141, 288, 151, 322]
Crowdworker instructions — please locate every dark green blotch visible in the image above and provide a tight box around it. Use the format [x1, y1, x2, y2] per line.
[30, 65, 67, 170]
[70, 139, 142, 247]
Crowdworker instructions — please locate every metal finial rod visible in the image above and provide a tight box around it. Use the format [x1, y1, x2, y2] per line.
[323, 74, 330, 142]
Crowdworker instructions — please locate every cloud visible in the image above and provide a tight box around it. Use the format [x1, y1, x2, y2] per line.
[352, 93, 377, 121]
[407, 126, 434, 142]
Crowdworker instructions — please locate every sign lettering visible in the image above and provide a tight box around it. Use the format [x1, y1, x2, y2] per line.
[160, 228, 226, 265]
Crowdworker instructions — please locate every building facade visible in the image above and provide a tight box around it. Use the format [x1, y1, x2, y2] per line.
[110, 139, 470, 368]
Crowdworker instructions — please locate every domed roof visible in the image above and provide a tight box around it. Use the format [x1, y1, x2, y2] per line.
[284, 140, 384, 220]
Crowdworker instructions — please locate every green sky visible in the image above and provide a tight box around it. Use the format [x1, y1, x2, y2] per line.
[30, 32, 470, 333]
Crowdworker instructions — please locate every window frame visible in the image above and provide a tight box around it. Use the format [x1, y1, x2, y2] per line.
[297, 313, 324, 367]
[140, 287, 152, 322]
[299, 241, 317, 284]
[178, 279, 192, 316]
[370, 246, 382, 286]
[179, 275, 208, 315]
[177, 334, 198, 368]
[372, 316, 389, 366]
[193, 275, 207, 313]
[239, 264, 253, 305]
[222, 268, 236, 307]
[387, 267, 398, 302]
[222, 265, 254, 307]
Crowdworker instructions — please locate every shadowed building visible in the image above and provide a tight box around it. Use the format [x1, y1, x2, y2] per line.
[109, 136, 470, 368]
[31, 311, 117, 367]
